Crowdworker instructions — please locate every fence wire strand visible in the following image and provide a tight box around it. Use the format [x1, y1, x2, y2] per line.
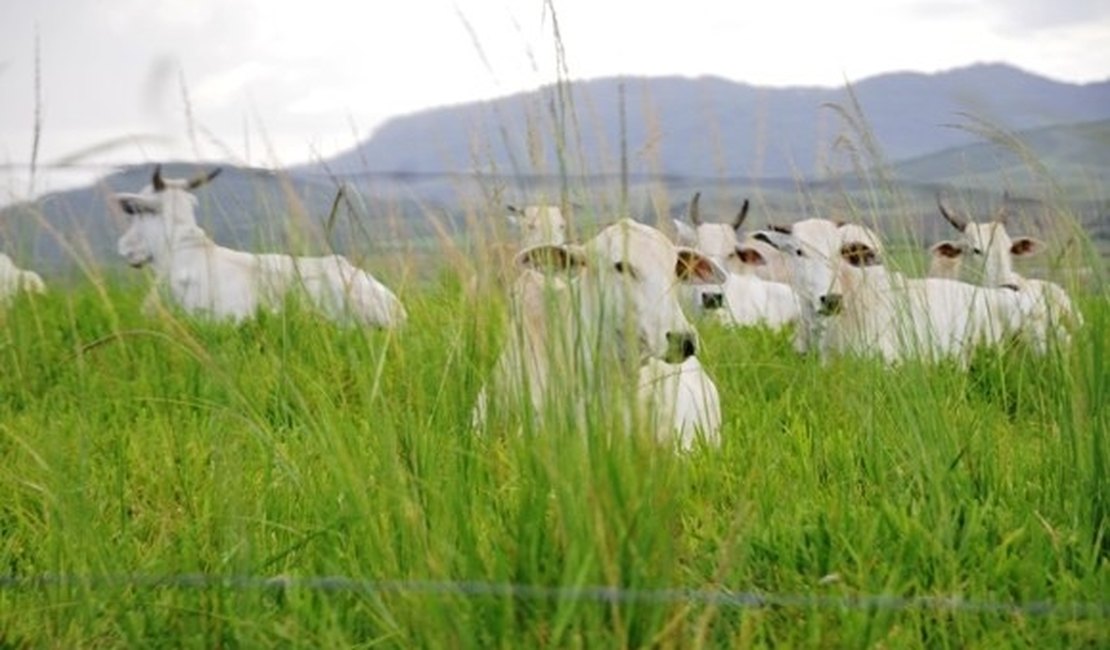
[0, 574, 1105, 618]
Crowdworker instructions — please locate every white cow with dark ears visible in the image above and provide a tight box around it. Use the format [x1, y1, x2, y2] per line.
[676, 192, 800, 329]
[936, 194, 1080, 352]
[674, 191, 792, 283]
[114, 165, 406, 327]
[473, 219, 727, 450]
[755, 230, 1030, 367]
[755, 218, 885, 354]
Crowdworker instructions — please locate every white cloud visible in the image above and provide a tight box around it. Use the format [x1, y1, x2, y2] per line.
[192, 61, 275, 110]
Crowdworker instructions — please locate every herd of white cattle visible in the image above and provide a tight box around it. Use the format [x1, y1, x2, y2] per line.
[0, 167, 1084, 450]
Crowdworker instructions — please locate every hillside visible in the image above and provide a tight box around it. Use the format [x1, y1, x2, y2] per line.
[888, 119, 1110, 188]
[310, 63, 1110, 179]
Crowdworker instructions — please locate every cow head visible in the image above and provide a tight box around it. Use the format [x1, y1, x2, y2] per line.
[936, 193, 1044, 286]
[507, 204, 568, 248]
[115, 165, 221, 267]
[516, 219, 724, 364]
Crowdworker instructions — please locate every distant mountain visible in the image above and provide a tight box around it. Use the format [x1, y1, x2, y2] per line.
[307, 63, 1110, 180]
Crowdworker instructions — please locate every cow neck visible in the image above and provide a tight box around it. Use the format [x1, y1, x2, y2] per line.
[148, 222, 214, 276]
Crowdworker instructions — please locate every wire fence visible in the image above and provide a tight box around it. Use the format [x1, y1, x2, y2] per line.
[1, 574, 1106, 619]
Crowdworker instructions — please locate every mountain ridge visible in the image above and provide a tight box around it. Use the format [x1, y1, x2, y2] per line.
[306, 62, 1110, 179]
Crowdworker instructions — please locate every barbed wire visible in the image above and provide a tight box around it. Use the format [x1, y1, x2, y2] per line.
[0, 574, 1106, 618]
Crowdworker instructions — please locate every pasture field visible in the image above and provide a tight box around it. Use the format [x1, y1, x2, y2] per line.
[0, 246, 1106, 648]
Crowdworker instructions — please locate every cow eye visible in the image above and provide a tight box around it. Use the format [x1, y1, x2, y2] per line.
[614, 261, 636, 278]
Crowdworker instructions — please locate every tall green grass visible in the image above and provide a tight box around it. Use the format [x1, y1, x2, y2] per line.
[0, 256, 1105, 646]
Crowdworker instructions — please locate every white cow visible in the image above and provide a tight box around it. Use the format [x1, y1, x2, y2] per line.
[473, 219, 727, 449]
[671, 192, 800, 329]
[114, 166, 406, 327]
[936, 195, 1080, 351]
[0, 253, 46, 303]
[506, 204, 569, 248]
[754, 218, 884, 354]
[755, 230, 1030, 366]
[465, 203, 570, 299]
[673, 192, 791, 282]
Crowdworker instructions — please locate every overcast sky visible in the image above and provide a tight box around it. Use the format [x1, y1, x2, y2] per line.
[1, 0, 1108, 198]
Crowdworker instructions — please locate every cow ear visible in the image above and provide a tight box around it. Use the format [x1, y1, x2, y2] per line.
[930, 241, 963, 259]
[116, 193, 158, 215]
[737, 246, 766, 266]
[1010, 237, 1044, 257]
[841, 242, 880, 267]
[515, 244, 586, 271]
[752, 230, 797, 255]
[676, 248, 727, 285]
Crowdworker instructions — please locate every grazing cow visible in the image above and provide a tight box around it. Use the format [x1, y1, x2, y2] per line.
[755, 230, 1029, 366]
[0, 253, 46, 303]
[114, 166, 406, 327]
[473, 219, 727, 448]
[936, 194, 1080, 351]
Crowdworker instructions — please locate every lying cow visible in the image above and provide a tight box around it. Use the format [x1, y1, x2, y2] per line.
[0, 253, 46, 304]
[680, 193, 800, 329]
[114, 165, 406, 327]
[756, 218, 885, 354]
[473, 219, 727, 449]
[755, 229, 1030, 366]
[935, 194, 1080, 351]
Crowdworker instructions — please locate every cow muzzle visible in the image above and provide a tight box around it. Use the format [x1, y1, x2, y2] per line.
[664, 331, 697, 362]
[818, 293, 843, 316]
[701, 291, 724, 310]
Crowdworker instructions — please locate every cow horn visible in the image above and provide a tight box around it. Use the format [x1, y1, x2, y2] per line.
[152, 165, 166, 192]
[936, 194, 967, 231]
[732, 198, 750, 230]
[995, 190, 1010, 224]
[187, 167, 222, 190]
[689, 191, 702, 225]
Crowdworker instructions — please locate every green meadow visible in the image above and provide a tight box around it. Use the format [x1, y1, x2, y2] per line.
[0, 206, 1105, 647]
